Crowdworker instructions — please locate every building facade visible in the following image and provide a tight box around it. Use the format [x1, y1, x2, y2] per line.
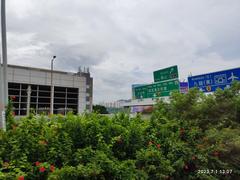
[7, 65, 93, 116]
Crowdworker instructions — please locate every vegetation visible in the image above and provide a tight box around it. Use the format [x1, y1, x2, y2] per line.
[106, 107, 127, 114]
[0, 82, 240, 179]
[93, 105, 109, 114]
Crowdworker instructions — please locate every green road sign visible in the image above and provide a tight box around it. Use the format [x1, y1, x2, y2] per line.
[134, 79, 179, 99]
[153, 65, 178, 82]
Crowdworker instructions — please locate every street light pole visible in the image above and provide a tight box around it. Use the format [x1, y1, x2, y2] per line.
[0, 0, 8, 131]
[0, 56, 5, 130]
[50, 56, 56, 115]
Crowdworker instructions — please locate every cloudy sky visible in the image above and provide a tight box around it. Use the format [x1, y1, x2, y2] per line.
[5, 0, 240, 103]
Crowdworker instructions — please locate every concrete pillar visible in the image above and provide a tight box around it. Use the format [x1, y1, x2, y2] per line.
[27, 85, 31, 116]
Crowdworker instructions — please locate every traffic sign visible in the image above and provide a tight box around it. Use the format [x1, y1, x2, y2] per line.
[134, 79, 179, 99]
[180, 82, 188, 94]
[188, 67, 240, 92]
[132, 84, 147, 99]
[153, 65, 178, 82]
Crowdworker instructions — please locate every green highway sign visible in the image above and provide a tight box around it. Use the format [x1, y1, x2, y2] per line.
[134, 79, 180, 99]
[153, 65, 178, 82]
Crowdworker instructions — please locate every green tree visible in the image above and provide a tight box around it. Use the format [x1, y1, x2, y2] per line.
[93, 105, 109, 114]
[5, 100, 16, 130]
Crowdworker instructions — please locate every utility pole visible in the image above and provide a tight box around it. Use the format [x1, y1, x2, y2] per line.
[50, 56, 56, 115]
[0, 56, 6, 130]
[0, 0, 7, 131]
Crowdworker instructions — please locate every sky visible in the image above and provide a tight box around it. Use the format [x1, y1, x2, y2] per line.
[4, 0, 240, 103]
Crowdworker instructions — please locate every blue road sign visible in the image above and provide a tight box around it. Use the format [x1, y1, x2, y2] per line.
[180, 82, 188, 94]
[188, 67, 240, 92]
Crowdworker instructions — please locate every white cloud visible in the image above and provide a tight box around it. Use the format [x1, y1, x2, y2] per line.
[5, 0, 240, 103]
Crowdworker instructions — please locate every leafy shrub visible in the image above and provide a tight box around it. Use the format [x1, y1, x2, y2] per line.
[0, 82, 239, 179]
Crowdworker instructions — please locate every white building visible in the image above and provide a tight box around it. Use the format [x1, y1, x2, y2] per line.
[99, 99, 131, 108]
[122, 97, 170, 113]
[7, 65, 93, 115]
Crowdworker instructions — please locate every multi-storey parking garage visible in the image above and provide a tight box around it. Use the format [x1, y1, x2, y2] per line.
[7, 65, 93, 116]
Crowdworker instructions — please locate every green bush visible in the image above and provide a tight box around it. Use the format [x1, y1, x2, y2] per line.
[0, 83, 239, 179]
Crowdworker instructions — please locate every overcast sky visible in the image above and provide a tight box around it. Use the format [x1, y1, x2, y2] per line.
[5, 0, 240, 103]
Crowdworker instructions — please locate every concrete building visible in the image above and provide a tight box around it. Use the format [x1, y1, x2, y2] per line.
[7, 65, 93, 116]
[99, 99, 131, 109]
[122, 97, 170, 113]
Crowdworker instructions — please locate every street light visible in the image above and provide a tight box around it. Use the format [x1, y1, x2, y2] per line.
[0, 0, 8, 131]
[50, 56, 56, 115]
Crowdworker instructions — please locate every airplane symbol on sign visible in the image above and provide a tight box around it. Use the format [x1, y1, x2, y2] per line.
[228, 72, 238, 82]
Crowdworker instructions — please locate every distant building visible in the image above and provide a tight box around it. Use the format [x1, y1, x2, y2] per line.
[122, 97, 170, 113]
[7, 65, 93, 115]
[98, 99, 131, 114]
[99, 99, 131, 108]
